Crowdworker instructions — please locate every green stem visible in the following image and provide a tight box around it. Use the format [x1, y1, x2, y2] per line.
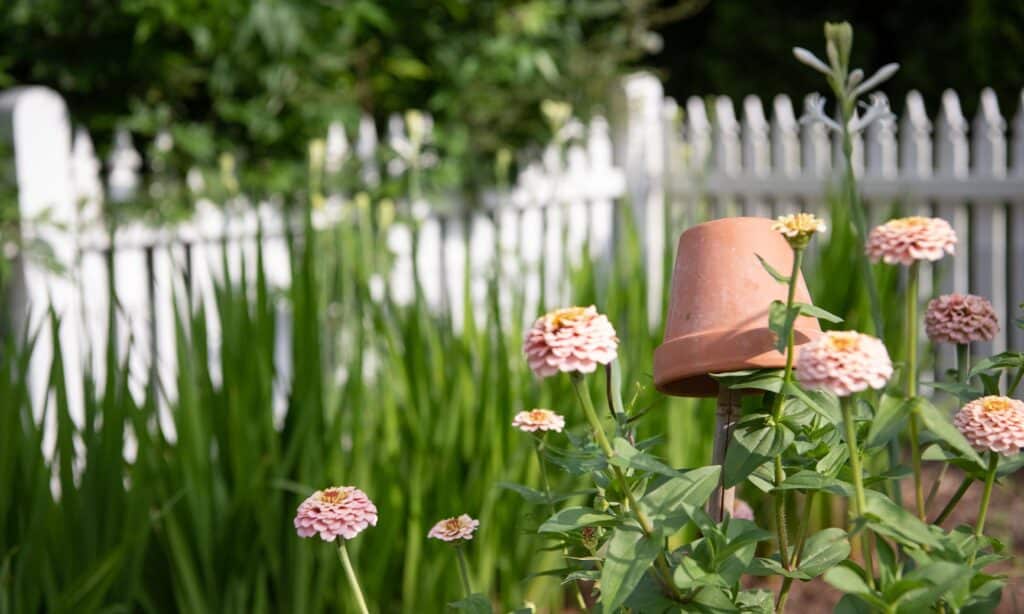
[956, 343, 970, 383]
[969, 452, 999, 566]
[571, 373, 683, 602]
[905, 262, 925, 521]
[790, 492, 816, 568]
[1008, 365, 1024, 397]
[337, 541, 371, 614]
[768, 248, 804, 573]
[841, 396, 875, 589]
[455, 545, 473, 597]
[536, 440, 590, 613]
[932, 476, 973, 525]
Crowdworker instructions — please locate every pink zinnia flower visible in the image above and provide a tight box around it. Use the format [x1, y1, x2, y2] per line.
[512, 408, 566, 433]
[428, 514, 480, 542]
[953, 396, 1024, 456]
[925, 293, 1000, 345]
[732, 498, 755, 521]
[865, 216, 957, 265]
[796, 331, 893, 397]
[294, 486, 378, 541]
[523, 306, 618, 378]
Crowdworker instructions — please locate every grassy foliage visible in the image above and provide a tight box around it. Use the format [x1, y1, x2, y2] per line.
[0, 201, 715, 612]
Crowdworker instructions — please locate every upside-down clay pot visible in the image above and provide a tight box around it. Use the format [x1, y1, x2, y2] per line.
[654, 217, 823, 397]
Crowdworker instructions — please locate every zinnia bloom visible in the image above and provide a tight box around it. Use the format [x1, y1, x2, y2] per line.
[512, 408, 566, 433]
[428, 514, 480, 542]
[732, 498, 755, 521]
[772, 212, 826, 248]
[925, 293, 1000, 345]
[865, 216, 957, 265]
[294, 486, 378, 541]
[953, 396, 1024, 456]
[796, 331, 893, 397]
[523, 306, 618, 378]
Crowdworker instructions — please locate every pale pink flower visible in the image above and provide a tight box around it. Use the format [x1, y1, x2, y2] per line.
[772, 212, 826, 248]
[523, 306, 618, 378]
[953, 396, 1024, 456]
[865, 216, 956, 265]
[428, 514, 480, 542]
[732, 498, 755, 521]
[796, 331, 893, 397]
[512, 408, 566, 433]
[294, 486, 378, 541]
[925, 293, 999, 345]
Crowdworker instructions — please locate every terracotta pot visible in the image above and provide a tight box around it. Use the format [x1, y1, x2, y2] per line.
[654, 217, 822, 397]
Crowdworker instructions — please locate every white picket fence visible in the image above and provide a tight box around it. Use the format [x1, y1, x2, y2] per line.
[3, 73, 1024, 427]
[614, 73, 1024, 366]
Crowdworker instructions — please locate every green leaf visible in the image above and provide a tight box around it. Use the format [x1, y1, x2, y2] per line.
[895, 562, 971, 612]
[609, 437, 680, 478]
[640, 466, 721, 532]
[794, 301, 844, 323]
[747, 556, 807, 579]
[825, 562, 886, 610]
[495, 482, 550, 505]
[866, 394, 910, 449]
[756, 253, 791, 283]
[797, 528, 851, 577]
[864, 490, 941, 548]
[775, 470, 850, 495]
[600, 526, 662, 612]
[725, 370, 784, 393]
[968, 351, 1024, 377]
[783, 382, 841, 424]
[538, 507, 617, 533]
[723, 416, 793, 488]
[769, 300, 800, 353]
[448, 593, 492, 613]
[912, 397, 985, 468]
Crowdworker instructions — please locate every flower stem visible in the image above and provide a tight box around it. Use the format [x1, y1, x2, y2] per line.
[956, 343, 970, 383]
[841, 396, 874, 589]
[455, 544, 473, 597]
[932, 475, 973, 525]
[905, 262, 925, 521]
[536, 439, 590, 613]
[1009, 365, 1024, 397]
[969, 452, 999, 566]
[337, 541, 370, 614]
[571, 372, 683, 602]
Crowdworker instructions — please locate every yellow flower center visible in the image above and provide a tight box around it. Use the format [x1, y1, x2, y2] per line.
[981, 397, 1013, 413]
[823, 331, 861, 352]
[888, 216, 929, 229]
[774, 213, 824, 235]
[318, 488, 349, 504]
[547, 307, 588, 328]
[529, 409, 550, 421]
[445, 518, 463, 531]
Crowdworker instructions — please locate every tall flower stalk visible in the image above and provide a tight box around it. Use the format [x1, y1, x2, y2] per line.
[768, 212, 824, 611]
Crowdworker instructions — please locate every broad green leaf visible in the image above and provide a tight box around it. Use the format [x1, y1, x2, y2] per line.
[538, 507, 616, 533]
[864, 490, 941, 548]
[609, 437, 680, 478]
[912, 397, 985, 468]
[735, 589, 775, 614]
[834, 594, 876, 614]
[746, 556, 807, 579]
[495, 482, 550, 505]
[866, 394, 910, 449]
[723, 417, 793, 487]
[448, 593, 493, 613]
[796, 528, 851, 577]
[825, 562, 875, 598]
[783, 382, 841, 423]
[816, 444, 849, 477]
[776, 470, 850, 495]
[756, 253, 791, 283]
[895, 562, 971, 612]
[600, 527, 661, 612]
[641, 466, 721, 532]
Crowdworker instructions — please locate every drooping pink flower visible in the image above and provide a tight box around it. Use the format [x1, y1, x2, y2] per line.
[294, 486, 378, 541]
[523, 306, 618, 378]
[428, 514, 480, 542]
[953, 396, 1024, 456]
[925, 293, 1000, 345]
[732, 498, 755, 521]
[865, 216, 957, 265]
[512, 408, 566, 433]
[796, 331, 893, 397]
